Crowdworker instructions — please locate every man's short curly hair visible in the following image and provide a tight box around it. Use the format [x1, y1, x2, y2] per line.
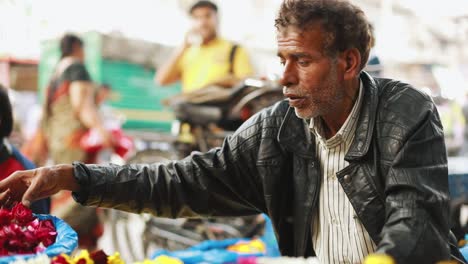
[275, 0, 372, 70]
[189, 1, 218, 15]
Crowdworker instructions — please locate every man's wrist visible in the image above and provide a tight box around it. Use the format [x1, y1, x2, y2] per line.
[53, 164, 80, 191]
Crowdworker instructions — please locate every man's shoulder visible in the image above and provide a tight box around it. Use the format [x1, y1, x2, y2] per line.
[215, 38, 248, 51]
[372, 76, 437, 130]
[375, 77, 431, 100]
[217, 37, 236, 46]
[374, 77, 434, 111]
[186, 38, 236, 55]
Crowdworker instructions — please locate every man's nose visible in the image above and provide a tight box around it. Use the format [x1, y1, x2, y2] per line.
[279, 62, 298, 87]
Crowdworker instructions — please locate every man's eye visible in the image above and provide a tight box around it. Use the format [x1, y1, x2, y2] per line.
[298, 60, 310, 66]
[279, 60, 285, 66]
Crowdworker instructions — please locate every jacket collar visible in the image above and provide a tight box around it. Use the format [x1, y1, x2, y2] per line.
[277, 107, 316, 158]
[277, 71, 379, 161]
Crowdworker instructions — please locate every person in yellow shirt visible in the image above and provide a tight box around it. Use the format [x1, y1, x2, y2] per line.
[155, 0, 254, 93]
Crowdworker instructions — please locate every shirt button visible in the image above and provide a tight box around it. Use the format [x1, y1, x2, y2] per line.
[343, 174, 351, 183]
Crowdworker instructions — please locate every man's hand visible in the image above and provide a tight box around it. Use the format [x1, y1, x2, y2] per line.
[0, 164, 79, 208]
[184, 29, 202, 48]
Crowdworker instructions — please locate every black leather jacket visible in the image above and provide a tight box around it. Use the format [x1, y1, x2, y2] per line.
[73, 72, 460, 263]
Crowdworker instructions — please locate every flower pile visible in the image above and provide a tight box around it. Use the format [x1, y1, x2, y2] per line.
[7, 250, 125, 264]
[52, 250, 124, 264]
[0, 203, 57, 256]
[135, 256, 182, 264]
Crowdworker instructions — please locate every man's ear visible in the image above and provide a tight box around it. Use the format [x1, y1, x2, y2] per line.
[343, 48, 361, 81]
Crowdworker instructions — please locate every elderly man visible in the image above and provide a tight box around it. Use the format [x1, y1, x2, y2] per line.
[0, 0, 462, 263]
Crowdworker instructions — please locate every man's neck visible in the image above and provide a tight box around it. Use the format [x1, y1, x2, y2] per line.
[202, 34, 218, 46]
[321, 78, 360, 139]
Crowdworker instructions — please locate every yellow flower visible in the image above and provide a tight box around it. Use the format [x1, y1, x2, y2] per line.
[52, 254, 73, 264]
[364, 254, 395, 264]
[227, 239, 266, 254]
[73, 250, 94, 264]
[107, 252, 125, 264]
[134, 256, 182, 264]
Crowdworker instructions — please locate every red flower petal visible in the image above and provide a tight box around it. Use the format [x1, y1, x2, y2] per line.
[51, 255, 70, 264]
[0, 209, 12, 226]
[76, 258, 87, 264]
[90, 250, 109, 264]
[0, 204, 56, 255]
[11, 203, 35, 224]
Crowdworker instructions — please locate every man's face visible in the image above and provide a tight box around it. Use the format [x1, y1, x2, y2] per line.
[277, 24, 347, 119]
[190, 7, 218, 42]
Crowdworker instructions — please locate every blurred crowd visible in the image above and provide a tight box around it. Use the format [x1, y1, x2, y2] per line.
[434, 94, 468, 157]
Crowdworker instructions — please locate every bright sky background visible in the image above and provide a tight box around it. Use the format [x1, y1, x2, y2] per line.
[1, 0, 467, 59]
[397, 0, 468, 19]
[0, 0, 283, 58]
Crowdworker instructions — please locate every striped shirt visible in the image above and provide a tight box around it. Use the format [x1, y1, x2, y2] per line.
[310, 81, 377, 263]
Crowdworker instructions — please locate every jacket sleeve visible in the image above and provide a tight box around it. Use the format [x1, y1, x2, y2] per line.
[376, 91, 451, 263]
[71, 122, 268, 218]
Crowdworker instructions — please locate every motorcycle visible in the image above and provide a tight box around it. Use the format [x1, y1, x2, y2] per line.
[130, 77, 284, 160]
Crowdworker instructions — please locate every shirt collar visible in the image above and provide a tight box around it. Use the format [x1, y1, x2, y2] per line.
[310, 79, 364, 147]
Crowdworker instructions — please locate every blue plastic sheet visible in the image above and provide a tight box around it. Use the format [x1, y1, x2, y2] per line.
[152, 247, 246, 264]
[261, 215, 280, 257]
[150, 214, 280, 263]
[0, 214, 78, 264]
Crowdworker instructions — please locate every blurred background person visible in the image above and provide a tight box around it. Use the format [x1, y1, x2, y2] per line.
[38, 33, 110, 250]
[155, 0, 254, 92]
[0, 84, 50, 214]
[41, 33, 111, 164]
[462, 92, 468, 156]
[434, 95, 466, 156]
